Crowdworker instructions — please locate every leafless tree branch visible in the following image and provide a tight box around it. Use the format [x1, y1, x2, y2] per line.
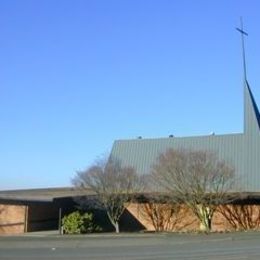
[152, 149, 235, 232]
[73, 158, 144, 233]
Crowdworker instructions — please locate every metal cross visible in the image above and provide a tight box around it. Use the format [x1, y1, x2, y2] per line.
[236, 17, 248, 81]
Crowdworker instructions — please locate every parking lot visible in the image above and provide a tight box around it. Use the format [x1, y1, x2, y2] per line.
[0, 232, 260, 259]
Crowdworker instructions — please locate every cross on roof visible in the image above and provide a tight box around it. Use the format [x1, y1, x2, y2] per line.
[236, 17, 248, 81]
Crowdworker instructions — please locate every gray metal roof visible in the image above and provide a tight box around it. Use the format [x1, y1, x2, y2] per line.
[110, 81, 260, 192]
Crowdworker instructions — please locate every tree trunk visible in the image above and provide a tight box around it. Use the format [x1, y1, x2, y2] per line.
[107, 212, 120, 233]
[115, 222, 120, 233]
[199, 217, 211, 232]
[198, 205, 212, 232]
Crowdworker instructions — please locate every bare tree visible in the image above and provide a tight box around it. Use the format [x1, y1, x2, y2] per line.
[218, 204, 260, 231]
[138, 200, 185, 232]
[73, 159, 143, 233]
[152, 149, 235, 232]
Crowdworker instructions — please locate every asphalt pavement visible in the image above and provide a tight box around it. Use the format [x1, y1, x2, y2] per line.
[0, 231, 260, 259]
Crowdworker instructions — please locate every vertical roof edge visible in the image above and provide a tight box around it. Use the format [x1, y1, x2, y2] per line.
[244, 80, 260, 132]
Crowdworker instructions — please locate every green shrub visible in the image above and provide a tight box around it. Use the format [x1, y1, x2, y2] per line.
[62, 211, 101, 234]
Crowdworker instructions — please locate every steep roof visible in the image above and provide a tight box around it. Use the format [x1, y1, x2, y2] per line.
[110, 81, 260, 192]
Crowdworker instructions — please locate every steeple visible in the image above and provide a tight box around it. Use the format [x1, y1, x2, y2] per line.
[236, 19, 260, 135]
[244, 81, 260, 135]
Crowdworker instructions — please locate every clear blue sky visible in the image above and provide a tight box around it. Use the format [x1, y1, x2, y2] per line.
[1, 0, 260, 190]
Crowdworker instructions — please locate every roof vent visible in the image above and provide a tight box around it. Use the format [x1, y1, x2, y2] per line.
[169, 134, 174, 138]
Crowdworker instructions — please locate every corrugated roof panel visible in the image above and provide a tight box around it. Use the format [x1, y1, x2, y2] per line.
[110, 82, 260, 192]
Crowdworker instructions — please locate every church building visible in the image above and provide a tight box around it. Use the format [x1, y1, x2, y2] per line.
[109, 80, 260, 231]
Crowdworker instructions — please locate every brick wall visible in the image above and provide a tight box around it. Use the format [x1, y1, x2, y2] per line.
[127, 203, 260, 232]
[0, 202, 60, 234]
[1, 201, 260, 234]
[0, 204, 26, 234]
